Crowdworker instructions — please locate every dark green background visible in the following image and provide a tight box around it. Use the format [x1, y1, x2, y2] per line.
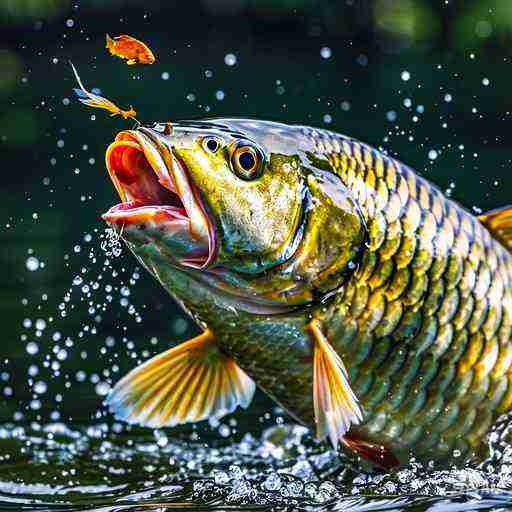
[1, 0, 511, 436]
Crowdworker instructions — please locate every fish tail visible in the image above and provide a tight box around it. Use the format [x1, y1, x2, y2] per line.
[105, 33, 115, 52]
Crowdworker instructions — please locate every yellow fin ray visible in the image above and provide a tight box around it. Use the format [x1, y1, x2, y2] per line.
[307, 319, 363, 449]
[479, 206, 512, 251]
[107, 330, 256, 428]
[139, 360, 197, 427]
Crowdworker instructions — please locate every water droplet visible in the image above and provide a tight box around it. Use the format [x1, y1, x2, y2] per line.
[26, 256, 40, 271]
[386, 110, 397, 122]
[34, 381, 47, 394]
[428, 149, 438, 160]
[26, 342, 39, 355]
[95, 381, 111, 396]
[320, 46, 332, 59]
[35, 319, 46, 331]
[224, 53, 237, 66]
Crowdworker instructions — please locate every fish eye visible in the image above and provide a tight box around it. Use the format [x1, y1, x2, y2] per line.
[203, 137, 221, 153]
[231, 143, 263, 180]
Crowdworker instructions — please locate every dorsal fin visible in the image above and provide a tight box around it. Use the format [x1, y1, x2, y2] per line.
[479, 206, 512, 251]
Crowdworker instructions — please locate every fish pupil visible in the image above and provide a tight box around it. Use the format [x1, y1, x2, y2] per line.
[206, 138, 219, 152]
[238, 151, 255, 171]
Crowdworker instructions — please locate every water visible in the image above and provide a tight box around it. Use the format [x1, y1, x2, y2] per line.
[3, 2, 512, 510]
[1, 421, 512, 511]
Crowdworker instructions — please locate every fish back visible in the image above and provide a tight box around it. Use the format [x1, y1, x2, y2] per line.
[304, 126, 512, 463]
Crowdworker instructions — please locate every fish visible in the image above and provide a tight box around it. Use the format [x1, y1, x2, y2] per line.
[106, 34, 155, 65]
[101, 119, 512, 470]
[70, 62, 137, 120]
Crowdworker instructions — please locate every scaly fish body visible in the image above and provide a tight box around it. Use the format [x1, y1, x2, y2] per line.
[101, 119, 512, 468]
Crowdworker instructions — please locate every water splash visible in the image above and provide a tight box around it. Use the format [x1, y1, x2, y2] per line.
[1, 421, 512, 511]
[100, 227, 123, 258]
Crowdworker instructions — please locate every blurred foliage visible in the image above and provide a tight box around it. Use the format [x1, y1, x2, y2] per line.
[374, 0, 439, 43]
[0, 49, 24, 94]
[0, 0, 69, 23]
[0, 109, 39, 148]
[455, 0, 512, 47]
[2, 0, 512, 52]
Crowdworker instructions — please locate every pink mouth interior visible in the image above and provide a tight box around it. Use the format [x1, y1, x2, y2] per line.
[103, 136, 214, 269]
[108, 142, 184, 209]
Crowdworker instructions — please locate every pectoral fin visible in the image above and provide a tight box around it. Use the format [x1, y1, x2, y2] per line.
[307, 319, 363, 450]
[479, 206, 512, 251]
[106, 330, 256, 428]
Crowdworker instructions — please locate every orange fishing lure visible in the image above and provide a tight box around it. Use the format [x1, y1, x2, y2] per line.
[70, 62, 138, 121]
[106, 34, 155, 65]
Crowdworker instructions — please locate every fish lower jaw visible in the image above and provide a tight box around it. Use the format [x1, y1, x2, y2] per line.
[102, 202, 188, 224]
[102, 202, 211, 267]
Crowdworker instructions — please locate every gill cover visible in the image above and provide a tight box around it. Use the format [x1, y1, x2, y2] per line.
[133, 120, 367, 307]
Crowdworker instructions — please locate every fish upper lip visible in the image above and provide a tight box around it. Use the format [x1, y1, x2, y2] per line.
[102, 129, 217, 269]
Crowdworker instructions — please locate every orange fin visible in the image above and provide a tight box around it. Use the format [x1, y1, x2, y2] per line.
[106, 330, 255, 428]
[479, 206, 512, 251]
[342, 434, 400, 470]
[105, 33, 115, 52]
[307, 319, 363, 449]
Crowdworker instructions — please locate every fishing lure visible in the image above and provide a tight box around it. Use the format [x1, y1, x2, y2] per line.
[106, 34, 155, 65]
[70, 62, 138, 121]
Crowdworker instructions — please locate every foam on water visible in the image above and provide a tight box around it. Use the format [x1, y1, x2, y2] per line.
[1, 421, 512, 511]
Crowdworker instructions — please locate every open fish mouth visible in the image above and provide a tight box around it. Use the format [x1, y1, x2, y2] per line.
[102, 129, 216, 269]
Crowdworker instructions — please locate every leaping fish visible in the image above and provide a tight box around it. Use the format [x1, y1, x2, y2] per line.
[105, 34, 156, 66]
[100, 119, 512, 470]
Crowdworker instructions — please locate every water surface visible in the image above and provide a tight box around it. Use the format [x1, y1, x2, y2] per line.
[2, 420, 512, 511]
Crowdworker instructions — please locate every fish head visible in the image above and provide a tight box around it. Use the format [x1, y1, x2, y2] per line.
[103, 119, 367, 311]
